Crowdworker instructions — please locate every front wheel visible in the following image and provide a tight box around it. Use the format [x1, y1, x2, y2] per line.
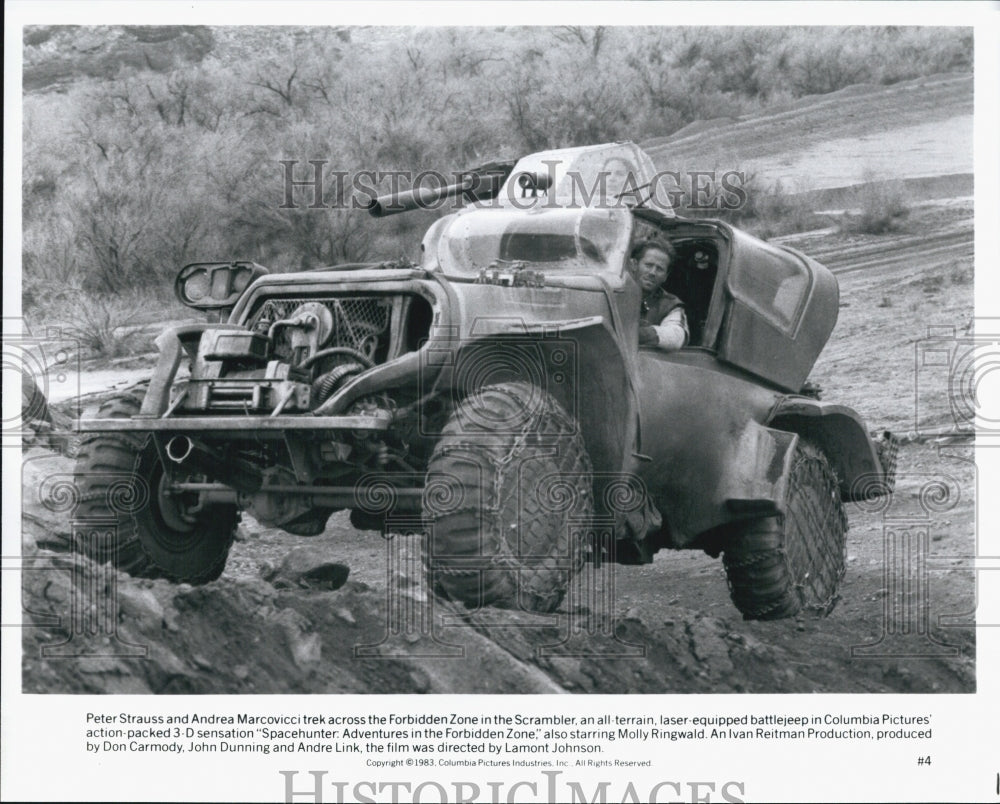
[723, 439, 848, 620]
[73, 393, 237, 583]
[422, 383, 593, 613]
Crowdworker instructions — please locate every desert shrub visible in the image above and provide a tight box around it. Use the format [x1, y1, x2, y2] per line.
[950, 263, 972, 285]
[678, 172, 822, 239]
[840, 180, 911, 234]
[22, 213, 79, 307]
[876, 27, 973, 84]
[35, 284, 148, 357]
[21, 25, 972, 308]
[785, 39, 869, 96]
[919, 275, 945, 295]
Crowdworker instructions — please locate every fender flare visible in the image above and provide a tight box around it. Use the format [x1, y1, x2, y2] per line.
[436, 316, 640, 502]
[767, 396, 887, 501]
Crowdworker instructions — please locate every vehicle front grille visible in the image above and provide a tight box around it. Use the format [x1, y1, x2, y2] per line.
[247, 297, 392, 362]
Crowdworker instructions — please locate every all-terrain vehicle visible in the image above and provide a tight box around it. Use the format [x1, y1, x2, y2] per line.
[75, 142, 897, 620]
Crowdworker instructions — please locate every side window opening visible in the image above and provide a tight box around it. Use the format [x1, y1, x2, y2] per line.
[629, 213, 727, 349]
[664, 239, 719, 347]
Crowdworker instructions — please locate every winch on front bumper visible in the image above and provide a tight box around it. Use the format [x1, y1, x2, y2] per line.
[80, 286, 431, 428]
[74, 286, 437, 527]
[75, 320, 394, 436]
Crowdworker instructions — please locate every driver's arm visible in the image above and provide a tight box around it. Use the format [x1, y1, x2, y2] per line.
[640, 307, 688, 351]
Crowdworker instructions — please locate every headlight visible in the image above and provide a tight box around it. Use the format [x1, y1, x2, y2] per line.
[174, 261, 268, 310]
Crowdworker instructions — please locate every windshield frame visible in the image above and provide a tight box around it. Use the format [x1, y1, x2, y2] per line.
[427, 205, 634, 280]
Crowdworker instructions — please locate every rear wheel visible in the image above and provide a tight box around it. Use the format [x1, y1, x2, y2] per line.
[723, 439, 848, 620]
[423, 383, 593, 613]
[73, 393, 237, 583]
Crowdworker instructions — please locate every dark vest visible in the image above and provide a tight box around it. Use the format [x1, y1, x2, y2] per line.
[640, 288, 684, 326]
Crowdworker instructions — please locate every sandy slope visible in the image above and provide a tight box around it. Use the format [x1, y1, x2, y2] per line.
[644, 73, 973, 190]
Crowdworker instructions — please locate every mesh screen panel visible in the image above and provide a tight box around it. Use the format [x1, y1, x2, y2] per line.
[248, 298, 391, 359]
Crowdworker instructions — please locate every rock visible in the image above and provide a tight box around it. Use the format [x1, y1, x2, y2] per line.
[191, 654, 213, 670]
[41, 574, 71, 606]
[400, 588, 428, 604]
[21, 515, 39, 553]
[687, 617, 734, 675]
[117, 584, 164, 624]
[150, 644, 190, 677]
[273, 609, 322, 668]
[162, 603, 181, 633]
[409, 668, 431, 693]
[77, 656, 129, 675]
[21, 450, 76, 543]
[739, 632, 776, 660]
[289, 631, 322, 668]
[261, 547, 350, 591]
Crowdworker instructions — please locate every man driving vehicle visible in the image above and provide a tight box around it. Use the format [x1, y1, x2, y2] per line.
[632, 238, 688, 352]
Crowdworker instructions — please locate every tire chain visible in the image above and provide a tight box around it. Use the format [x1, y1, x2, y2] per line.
[783, 448, 848, 616]
[422, 384, 592, 593]
[724, 441, 848, 620]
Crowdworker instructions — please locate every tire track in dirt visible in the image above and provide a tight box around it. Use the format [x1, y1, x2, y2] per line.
[818, 229, 974, 276]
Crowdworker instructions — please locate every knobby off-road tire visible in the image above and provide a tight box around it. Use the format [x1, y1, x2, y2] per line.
[723, 439, 848, 620]
[73, 393, 237, 583]
[423, 383, 593, 613]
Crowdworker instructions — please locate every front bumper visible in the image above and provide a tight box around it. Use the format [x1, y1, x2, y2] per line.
[75, 412, 391, 436]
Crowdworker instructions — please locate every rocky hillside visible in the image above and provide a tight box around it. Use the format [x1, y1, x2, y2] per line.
[23, 26, 215, 92]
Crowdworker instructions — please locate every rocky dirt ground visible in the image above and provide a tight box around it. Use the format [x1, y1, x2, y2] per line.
[18, 77, 978, 695]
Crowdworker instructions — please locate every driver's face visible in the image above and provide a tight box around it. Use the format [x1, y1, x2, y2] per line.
[637, 248, 670, 292]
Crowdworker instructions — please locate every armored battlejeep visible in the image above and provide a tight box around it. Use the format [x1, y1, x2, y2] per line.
[75, 142, 897, 620]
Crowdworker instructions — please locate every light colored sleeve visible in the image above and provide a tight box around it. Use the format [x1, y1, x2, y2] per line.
[653, 306, 688, 351]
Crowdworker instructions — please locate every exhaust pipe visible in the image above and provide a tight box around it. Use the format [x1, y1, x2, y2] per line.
[165, 436, 262, 495]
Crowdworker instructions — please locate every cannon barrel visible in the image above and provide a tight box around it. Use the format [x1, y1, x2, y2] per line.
[367, 160, 515, 218]
[367, 178, 473, 218]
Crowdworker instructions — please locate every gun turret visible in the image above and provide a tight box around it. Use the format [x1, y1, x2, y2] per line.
[367, 160, 515, 217]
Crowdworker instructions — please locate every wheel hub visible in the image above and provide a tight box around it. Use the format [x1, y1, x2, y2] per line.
[157, 472, 200, 532]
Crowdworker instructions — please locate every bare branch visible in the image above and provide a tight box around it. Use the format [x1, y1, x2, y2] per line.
[248, 65, 298, 105]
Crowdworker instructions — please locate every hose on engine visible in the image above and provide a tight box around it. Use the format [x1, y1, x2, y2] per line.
[313, 362, 365, 403]
[301, 347, 375, 370]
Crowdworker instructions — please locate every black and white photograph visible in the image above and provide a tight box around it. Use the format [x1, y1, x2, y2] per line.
[4, 2, 998, 802]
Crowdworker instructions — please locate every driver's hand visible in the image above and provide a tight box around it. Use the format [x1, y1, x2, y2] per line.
[638, 326, 658, 346]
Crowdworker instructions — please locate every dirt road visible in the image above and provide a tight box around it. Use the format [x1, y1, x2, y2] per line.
[645, 73, 973, 190]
